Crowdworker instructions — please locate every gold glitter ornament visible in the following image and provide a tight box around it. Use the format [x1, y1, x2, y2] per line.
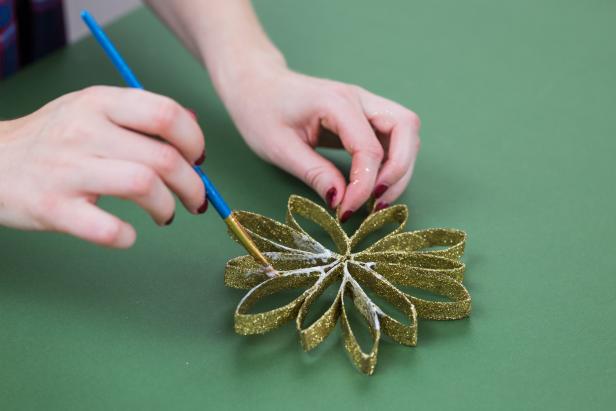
[224, 195, 471, 375]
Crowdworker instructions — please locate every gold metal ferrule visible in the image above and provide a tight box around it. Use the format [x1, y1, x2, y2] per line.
[224, 213, 276, 275]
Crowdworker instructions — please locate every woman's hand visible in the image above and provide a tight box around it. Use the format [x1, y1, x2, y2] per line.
[145, 0, 420, 221]
[219, 64, 421, 221]
[0, 86, 207, 248]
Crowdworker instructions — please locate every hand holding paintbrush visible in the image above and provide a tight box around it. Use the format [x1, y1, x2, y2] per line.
[81, 10, 275, 275]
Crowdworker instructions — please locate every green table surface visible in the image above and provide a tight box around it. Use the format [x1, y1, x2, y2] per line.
[1, 1, 615, 409]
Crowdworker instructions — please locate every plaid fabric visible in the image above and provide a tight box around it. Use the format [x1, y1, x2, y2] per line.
[0, 0, 65, 79]
[0, 0, 19, 78]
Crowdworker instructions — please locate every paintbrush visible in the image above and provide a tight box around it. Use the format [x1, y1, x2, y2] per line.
[81, 10, 276, 276]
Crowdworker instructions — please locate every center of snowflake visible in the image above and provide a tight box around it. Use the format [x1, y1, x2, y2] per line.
[339, 251, 353, 263]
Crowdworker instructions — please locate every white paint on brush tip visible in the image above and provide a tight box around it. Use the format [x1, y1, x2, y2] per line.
[263, 265, 278, 278]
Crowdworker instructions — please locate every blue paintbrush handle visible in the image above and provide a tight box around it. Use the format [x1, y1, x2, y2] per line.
[81, 11, 143, 89]
[193, 167, 231, 218]
[81, 10, 232, 219]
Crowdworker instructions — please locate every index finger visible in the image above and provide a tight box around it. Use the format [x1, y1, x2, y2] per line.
[356, 88, 421, 202]
[89, 86, 205, 164]
[322, 101, 384, 221]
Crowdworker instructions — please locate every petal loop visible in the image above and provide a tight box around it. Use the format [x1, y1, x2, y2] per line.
[349, 205, 408, 251]
[340, 263, 381, 375]
[225, 253, 337, 289]
[355, 251, 466, 282]
[234, 210, 326, 254]
[234, 273, 319, 335]
[296, 264, 344, 351]
[286, 195, 349, 255]
[369, 262, 472, 320]
[348, 261, 417, 346]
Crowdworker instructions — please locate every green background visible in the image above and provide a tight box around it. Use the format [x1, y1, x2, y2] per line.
[1, 0, 615, 409]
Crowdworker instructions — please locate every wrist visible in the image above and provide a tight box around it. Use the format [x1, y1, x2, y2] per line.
[0, 119, 20, 141]
[205, 45, 287, 104]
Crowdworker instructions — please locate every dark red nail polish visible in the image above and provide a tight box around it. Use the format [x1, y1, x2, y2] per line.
[374, 202, 389, 212]
[373, 184, 389, 199]
[340, 210, 354, 223]
[325, 187, 337, 208]
[197, 197, 209, 214]
[164, 213, 175, 226]
[195, 151, 206, 166]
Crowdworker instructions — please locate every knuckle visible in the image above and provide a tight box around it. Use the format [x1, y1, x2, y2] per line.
[163, 198, 177, 219]
[410, 133, 421, 151]
[263, 145, 284, 164]
[387, 158, 406, 176]
[303, 165, 330, 190]
[152, 98, 180, 132]
[402, 110, 421, 129]
[54, 121, 85, 146]
[96, 221, 122, 246]
[55, 90, 80, 106]
[330, 83, 355, 100]
[320, 94, 345, 112]
[76, 86, 108, 105]
[349, 84, 365, 94]
[322, 88, 353, 110]
[189, 177, 205, 207]
[381, 189, 401, 203]
[32, 193, 60, 223]
[363, 144, 385, 162]
[129, 167, 157, 197]
[154, 144, 181, 174]
[67, 118, 94, 139]
[352, 183, 374, 201]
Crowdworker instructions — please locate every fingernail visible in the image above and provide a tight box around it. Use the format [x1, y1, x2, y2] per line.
[195, 151, 206, 166]
[164, 213, 175, 226]
[373, 184, 389, 199]
[340, 210, 354, 223]
[197, 197, 209, 214]
[325, 187, 337, 208]
[374, 202, 389, 212]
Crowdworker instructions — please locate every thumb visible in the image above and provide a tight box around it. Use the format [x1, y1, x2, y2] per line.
[270, 131, 346, 209]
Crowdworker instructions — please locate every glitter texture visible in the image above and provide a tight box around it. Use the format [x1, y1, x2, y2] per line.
[224, 195, 471, 375]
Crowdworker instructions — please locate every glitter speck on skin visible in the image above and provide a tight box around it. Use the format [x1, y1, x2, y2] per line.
[351, 167, 371, 176]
